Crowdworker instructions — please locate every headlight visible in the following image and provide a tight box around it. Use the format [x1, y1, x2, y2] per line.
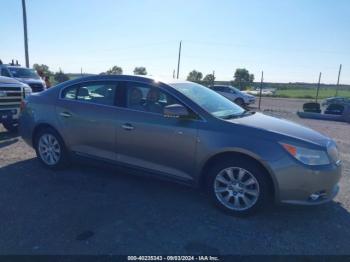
[281, 142, 330, 166]
[24, 86, 32, 97]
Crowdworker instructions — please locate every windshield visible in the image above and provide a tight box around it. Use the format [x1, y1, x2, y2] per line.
[8, 68, 40, 79]
[230, 86, 241, 93]
[170, 82, 245, 119]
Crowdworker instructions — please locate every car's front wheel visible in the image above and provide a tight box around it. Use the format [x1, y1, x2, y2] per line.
[206, 158, 270, 216]
[34, 127, 70, 169]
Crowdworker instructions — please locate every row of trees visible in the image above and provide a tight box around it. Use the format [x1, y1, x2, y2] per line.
[33, 64, 69, 83]
[33, 64, 255, 89]
[187, 70, 216, 87]
[186, 68, 254, 89]
[102, 66, 147, 76]
[33, 64, 149, 84]
[103, 66, 255, 90]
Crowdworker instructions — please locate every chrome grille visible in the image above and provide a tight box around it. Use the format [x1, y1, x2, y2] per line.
[0, 86, 23, 110]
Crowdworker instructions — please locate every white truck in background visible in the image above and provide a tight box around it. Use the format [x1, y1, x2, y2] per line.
[0, 76, 32, 132]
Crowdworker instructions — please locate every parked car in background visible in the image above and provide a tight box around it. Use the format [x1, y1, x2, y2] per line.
[0, 60, 46, 92]
[0, 76, 32, 132]
[210, 85, 256, 106]
[322, 97, 350, 107]
[20, 75, 341, 216]
[245, 88, 276, 96]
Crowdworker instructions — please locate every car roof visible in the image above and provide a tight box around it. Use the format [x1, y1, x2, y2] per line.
[57, 74, 193, 87]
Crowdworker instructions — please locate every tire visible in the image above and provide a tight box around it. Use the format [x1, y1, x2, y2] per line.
[234, 98, 244, 107]
[34, 127, 70, 170]
[206, 157, 271, 216]
[303, 102, 321, 113]
[3, 121, 18, 133]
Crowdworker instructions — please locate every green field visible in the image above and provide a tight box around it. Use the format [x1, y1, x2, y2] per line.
[274, 89, 350, 99]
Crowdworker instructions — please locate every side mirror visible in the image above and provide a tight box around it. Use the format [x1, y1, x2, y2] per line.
[164, 104, 189, 118]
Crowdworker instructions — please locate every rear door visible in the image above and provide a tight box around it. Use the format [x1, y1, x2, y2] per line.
[55, 81, 119, 161]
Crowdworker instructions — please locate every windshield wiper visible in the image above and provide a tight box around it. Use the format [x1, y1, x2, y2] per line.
[222, 114, 241, 119]
[222, 110, 254, 119]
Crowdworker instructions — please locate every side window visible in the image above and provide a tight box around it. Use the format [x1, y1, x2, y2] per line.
[62, 85, 78, 100]
[1, 68, 11, 77]
[226, 87, 235, 93]
[61, 82, 117, 106]
[77, 83, 117, 106]
[125, 82, 186, 115]
[215, 86, 224, 92]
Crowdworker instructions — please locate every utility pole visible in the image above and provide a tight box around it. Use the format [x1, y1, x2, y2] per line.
[212, 70, 215, 86]
[22, 0, 29, 68]
[316, 72, 322, 103]
[258, 71, 264, 110]
[176, 41, 182, 79]
[335, 64, 342, 96]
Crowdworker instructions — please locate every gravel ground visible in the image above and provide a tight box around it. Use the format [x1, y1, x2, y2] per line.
[0, 98, 349, 255]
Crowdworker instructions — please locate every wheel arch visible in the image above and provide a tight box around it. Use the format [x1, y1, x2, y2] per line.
[31, 123, 64, 147]
[198, 150, 278, 201]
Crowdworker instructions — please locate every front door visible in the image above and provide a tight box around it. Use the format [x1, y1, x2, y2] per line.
[115, 81, 198, 182]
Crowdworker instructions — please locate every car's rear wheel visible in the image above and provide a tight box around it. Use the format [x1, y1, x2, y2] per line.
[206, 158, 270, 216]
[234, 98, 244, 107]
[34, 127, 70, 169]
[2, 121, 18, 133]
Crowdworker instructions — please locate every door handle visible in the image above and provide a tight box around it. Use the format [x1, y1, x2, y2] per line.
[60, 112, 72, 118]
[122, 123, 134, 131]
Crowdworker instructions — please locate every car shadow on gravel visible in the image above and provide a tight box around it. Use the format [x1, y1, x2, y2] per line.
[0, 158, 350, 254]
[0, 130, 19, 142]
[0, 138, 19, 149]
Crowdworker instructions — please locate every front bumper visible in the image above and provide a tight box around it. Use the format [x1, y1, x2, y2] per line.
[268, 156, 342, 205]
[0, 108, 20, 123]
[281, 184, 339, 205]
[245, 98, 256, 105]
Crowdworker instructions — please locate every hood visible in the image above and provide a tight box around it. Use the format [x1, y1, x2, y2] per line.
[0, 76, 27, 87]
[15, 78, 43, 84]
[228, 112, 330, 147]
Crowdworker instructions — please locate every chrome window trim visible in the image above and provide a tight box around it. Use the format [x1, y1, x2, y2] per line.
[58, 79, 206, 122]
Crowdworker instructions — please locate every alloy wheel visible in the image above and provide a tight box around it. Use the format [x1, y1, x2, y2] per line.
[214, 167, 260, 211]
[38, 134, 61, 166]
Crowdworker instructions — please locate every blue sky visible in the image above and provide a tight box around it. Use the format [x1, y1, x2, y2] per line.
[1, 0, 350, 83]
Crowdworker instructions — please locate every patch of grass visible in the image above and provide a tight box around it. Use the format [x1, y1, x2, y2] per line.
[274, 89, 350, 99]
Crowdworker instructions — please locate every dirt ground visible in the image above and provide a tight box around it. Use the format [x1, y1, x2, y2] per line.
[0, 97, 349, 255]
